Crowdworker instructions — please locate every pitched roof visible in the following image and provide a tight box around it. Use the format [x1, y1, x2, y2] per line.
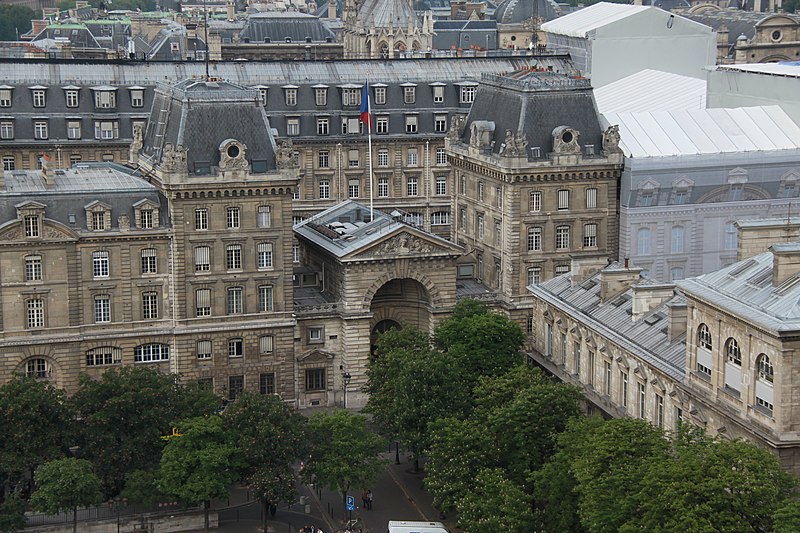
[594, 69, 706, 115]
[604, 106, 800, 158]
[531, 264, 686, 380]
[540, 2, 650, 38]
[678, 247, 800, 333]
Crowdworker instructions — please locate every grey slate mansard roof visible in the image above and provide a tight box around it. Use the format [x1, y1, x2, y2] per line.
[462, 69, 603, 159]
[678, 246, 800, 334]
[0, 163, 168, 230]
[531, 264, 687, 381]
[239, 12, 337, 43]
[140, 79, 277, 175]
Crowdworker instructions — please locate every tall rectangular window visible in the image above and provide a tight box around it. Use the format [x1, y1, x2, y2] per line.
[435, 176, 447, 195]
[227, 287, 243, 314]
[316, 117, 329, 135]
[196, 340, 212, 359]
[25, 255, 42, 281]
[638, 382, 646, 419]
[604, 361, 612, 395]
[27, 299, 44, 328]
[318, 150, 330, 168]
[315, 88, 327, 106]
[94, 90, 116, 109]
[195, 208, 208, 230]
[65, 90, 79, 107]
[436, 148, 447, 165]
[527, 227, 542, 251]
[477, 214, 484, 239]
[403, 86, 416, 104]
[0, 89, 12, 107]
[407, 177, 418, 197]
[226, 244, 242, 270]
[558, 189, 570, 210]
[260, 373, 275, 394]
[377, 178, 389, 197]
[142, 292, 158, 320]
[140, 209, 154, 229]
[287, 118, 300, 136]
[130, 89, 144, 108]
[195, 246, 210, 272]
[284, 88, 297, 106]
[32, 90, 46, 108]
[227, 207, 240, 229]
[34, 121, 48, 140]
[348, 179, 359, 198]
[407, 148, 418, 167]
[621, 371, 629, 408]
[527, 267, 541, 286]
[583, 223, 598, 248]
[460, 86, 476, 103]
[94, 121, 119, 139]
[24, 215, 40, 238]
[94, 295, 111, 323]
[405, 115, 418, 134]
[319, 179, 330, 199]
[432, 85, 444, 103]
[140, 248, 157, 274]
[67, 120, 81, 139]
[196, 288, 211, 317]
[529, 191, 541, 212]
[435, 115, 447, 132]
[2, 156, 14, 171]
[556, 226, 570, 250]
[377, 149, 389, 166]
[257, 242, 273, 269]
[92, 250, 109, 278]
[348, 149, 359, 167]
[228, 375, 244, 401]
[586, 187, 598, 209]
[259, 335, 274, 354]
[656, 393, 664, 428]
[0, 121, 13, 139]
[305, 368, 325, 391]
[258, 285, 274, 312]
[374, 86, 386, 104]
[257, 205, 271, 228]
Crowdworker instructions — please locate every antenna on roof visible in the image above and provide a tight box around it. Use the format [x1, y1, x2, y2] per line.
[203, 0, 210, 80]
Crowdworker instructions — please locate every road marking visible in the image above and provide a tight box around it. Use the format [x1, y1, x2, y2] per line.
[386, 467, 430, 522]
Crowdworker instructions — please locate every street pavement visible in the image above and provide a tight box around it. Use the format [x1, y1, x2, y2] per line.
[214, 450, 460, 533]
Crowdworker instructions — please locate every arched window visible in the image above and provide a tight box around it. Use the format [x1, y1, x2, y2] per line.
[698, 324, 712, 350]
[696, 324, 712, 377]
[637, 228, 651, 255]
[724, 338, 742, 393]
[755, 353, 774, 413]
[25, 358, 49, 378]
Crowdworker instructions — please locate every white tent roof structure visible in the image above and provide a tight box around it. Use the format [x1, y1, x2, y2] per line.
[604, 106, 800, 158]
[540, 2, 649, 38]
[594, 69, 706, 115]
[715, 63, 800, 78]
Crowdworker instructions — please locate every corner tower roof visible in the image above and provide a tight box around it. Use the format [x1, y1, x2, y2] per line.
[140, 78, 277, 176]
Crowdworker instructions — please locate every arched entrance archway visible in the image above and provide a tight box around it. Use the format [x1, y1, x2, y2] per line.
[369, 278, 430, 352]
[370, 319, 402, 355]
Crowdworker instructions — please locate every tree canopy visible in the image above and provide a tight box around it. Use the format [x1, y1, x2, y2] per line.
[72, 366, 222, 496]
[0, 5, 38, 41]
[303, 410, 386, 501]
[30, 458, 102, 533]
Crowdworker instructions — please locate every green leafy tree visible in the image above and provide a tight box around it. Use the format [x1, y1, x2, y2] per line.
[782, 0, 799, 11]
[570, 418, 669, 533]
[223, 393, 309, 532]
[627, 435, 795, 533]
[433, 299, 523, 378]
[0, 377, 75, 493]
[425, 417, 491, 514]
[72, 367, 222, 496]
[0, 5, 38, 41]
[773, 500, 800, 533]
[0, 491, 27, 533]
[304, 410, 386, 503]
[157, 416, 242, 533]
[365, 327, 472, 470]
[30, 458, 103, 533]
[122, 469, 165, 507]
[455, 468, 534, 533]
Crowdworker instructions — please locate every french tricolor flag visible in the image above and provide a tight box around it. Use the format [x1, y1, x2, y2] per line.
[360, 81, 372, 130]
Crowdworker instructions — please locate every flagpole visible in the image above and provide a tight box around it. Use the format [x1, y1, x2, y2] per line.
[366, 86, 374, 221]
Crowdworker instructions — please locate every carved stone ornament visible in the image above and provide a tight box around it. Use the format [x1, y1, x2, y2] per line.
[372, 232, 437, 256]
[552, 126, 581, 154]
[470, 120, 495, 149]
[502, 130, 529, 157]
[602, 124, 622, 153]
[161, 143, 188, 172]
[446, 114, 467, 140]
[276, 140, 296, 170]
[43, 225, 71, 240]
[219, 139, 249, 171]
[118, 214, 130, 232]
[130, 123, 143, 153]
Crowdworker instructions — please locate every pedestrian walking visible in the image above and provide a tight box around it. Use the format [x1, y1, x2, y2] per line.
[366, 490, 373, 510]
[361, 489, 368, 510]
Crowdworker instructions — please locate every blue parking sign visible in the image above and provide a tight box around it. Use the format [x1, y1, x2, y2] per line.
[346, 495, 355, 511]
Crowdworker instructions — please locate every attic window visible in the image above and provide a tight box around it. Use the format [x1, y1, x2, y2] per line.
[644, 313, 664, 326]
[612, 294, 631, 307]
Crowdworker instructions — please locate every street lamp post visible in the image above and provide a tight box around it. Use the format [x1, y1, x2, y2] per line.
[342, 368, 352, 408]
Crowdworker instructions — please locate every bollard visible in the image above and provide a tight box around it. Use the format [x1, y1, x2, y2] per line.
[300, 496, 306, 505]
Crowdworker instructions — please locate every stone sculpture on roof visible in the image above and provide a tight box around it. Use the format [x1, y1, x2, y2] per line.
[219, 139, 249, 172]
[161, 143, 188, 172]
[276, 140, 296, 169]
[446, 114, 467, 141]
[602, 124, 621, 154]
[502, 129, 529, 157]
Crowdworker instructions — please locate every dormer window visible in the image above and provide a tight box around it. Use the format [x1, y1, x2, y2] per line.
[283, 86, 298, 106]
[252, 85, 268, 106]
[133, 199, 159, 229]
[92, 87, 117, 109]
[24, 215, 40, 238]
[402, 84, 417, 104]
[431, 83, 445, 104]
[459, 83, 477, 104]
[129, 87, 144, 108]
[0, 86, 12, 107]
[373, 85, 387, 105]
[16, 201, 46, 239]
[314, 85, 328, 106]
[63, 86, 80, 108]
[31, 87, 46, 108]
[342, 87, 360, 107]
[85, 201, 112, 231]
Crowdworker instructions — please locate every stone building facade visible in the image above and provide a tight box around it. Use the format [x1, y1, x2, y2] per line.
[341, 0, 434, 59]
[446, 69, 623, 313]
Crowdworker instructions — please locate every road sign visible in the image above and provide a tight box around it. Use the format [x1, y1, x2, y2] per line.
[346, 495, 355, 511]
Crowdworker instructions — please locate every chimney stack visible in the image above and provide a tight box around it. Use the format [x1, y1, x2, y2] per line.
[631, 283, 674, 320]
[771, 243, 800, 287]
[599, 262, 642, 302]
[666, 299, 687, 342]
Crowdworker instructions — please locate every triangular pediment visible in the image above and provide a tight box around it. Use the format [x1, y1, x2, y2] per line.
[347, 229, 462, 261]
[296, 348, 335, 363]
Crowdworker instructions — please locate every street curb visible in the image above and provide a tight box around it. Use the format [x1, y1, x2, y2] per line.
[303, 484, 337, 533]
[386, 466, 431, 522]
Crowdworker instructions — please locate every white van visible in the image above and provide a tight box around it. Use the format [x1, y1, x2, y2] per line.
[387, 520, 450, 533]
